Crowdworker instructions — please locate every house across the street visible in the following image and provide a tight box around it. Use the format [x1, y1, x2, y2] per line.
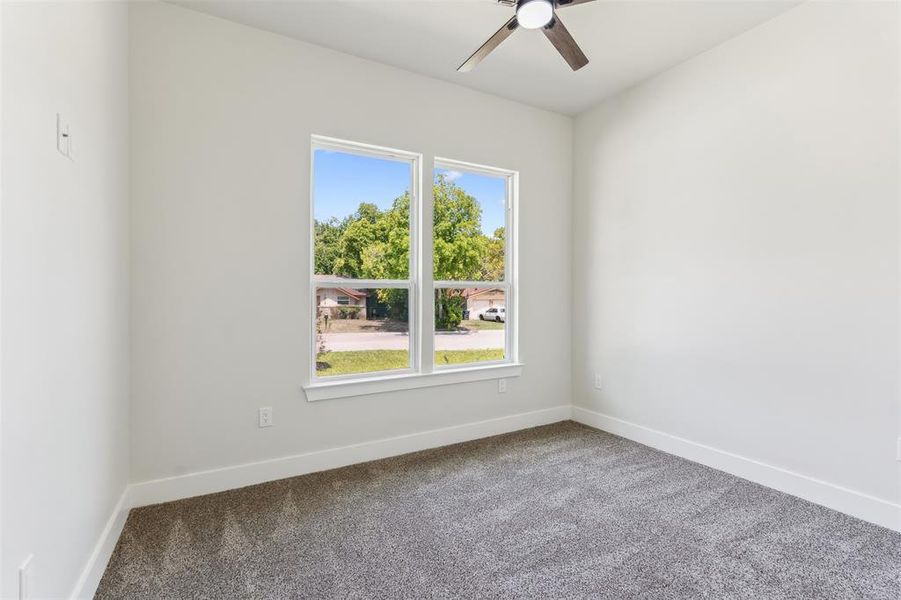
[463, 288, 505, 319]
[315, 275, 367, 319]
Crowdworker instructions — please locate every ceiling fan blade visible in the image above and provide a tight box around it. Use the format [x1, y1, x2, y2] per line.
[555, 0, 597, 8]
[458, 16, 519, 72]
[542, 14, 589, 71]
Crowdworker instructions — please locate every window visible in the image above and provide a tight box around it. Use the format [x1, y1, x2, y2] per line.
[309, 136, 518, 398]
[433, 161, 512, 368]
[311, 137, 417, 381]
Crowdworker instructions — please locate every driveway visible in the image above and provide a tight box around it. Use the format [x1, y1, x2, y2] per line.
[322, 330, 504, 351]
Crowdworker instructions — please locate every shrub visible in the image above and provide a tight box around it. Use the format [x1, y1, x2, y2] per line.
[337, 306, 362, 320]
[435, 290, 465, 330]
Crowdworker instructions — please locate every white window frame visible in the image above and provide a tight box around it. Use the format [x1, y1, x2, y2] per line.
[431, 157, 518, 372]
[305, 136, 521, 401]
[309, 136, 420, 386]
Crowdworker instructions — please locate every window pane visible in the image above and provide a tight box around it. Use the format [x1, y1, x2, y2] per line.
[314, 149, 411, 280]
[316, 288, 410, 377]
[434, 288, 505, 366]
[433, 167, 506, 282]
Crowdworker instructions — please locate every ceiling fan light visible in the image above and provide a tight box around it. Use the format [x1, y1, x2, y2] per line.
[516, 0, 553, 30]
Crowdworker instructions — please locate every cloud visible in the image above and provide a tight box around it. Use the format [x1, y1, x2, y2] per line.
[444, 170, 463, 182]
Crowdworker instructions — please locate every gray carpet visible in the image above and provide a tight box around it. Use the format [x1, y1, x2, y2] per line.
[96, 421, 901, 599]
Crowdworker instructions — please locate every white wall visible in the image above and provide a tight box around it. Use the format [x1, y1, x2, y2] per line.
[573, 0, 899, 514]
[0, 2, 130, 598]
[129, 3, 572, 483]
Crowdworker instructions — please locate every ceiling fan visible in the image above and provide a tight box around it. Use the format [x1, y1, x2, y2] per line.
[458, 0, 596, 73]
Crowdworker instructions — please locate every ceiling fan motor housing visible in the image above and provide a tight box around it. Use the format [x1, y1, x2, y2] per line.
[461, 0, 591, 72]
[516, 0, 554, 29]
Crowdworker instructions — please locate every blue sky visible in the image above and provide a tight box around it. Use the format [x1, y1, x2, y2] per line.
[314, 150, 506, 235]
[313, 150, 410, 221]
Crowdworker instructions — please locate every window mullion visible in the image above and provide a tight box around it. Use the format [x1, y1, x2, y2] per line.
[420, 154, 435, 374]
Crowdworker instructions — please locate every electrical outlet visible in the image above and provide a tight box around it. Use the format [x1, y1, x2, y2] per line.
[594, 373, 603, 390]
[896, 437, 901, 462]
[56, 114, 71, 158]
[18, 554, 33, 600]
[498, 379, 507, 394]
[258, 407, 273, 428]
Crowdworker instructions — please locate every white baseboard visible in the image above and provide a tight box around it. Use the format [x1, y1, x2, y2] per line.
[69, 486, 132, 599]
[128, 405, 573, 509]
[572, 406, 901, 533]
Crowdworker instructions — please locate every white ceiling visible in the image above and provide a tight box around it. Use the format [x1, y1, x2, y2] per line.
[172, 0, 801, 115]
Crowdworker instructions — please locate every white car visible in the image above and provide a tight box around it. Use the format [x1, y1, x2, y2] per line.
[480, 307, 505, 323]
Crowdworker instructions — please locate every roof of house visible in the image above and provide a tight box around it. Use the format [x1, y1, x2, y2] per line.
[335, 288, 367, 299]
[313, 274, 367, 299]
[462, 288, 504, 300]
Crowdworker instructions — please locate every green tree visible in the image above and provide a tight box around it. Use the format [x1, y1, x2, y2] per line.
[333, 202, 381, 278]
[360, 193, 410, 280]
[352, 194, 410, 318]
[315, 177, 496, 329]
[482, 226, 505, 282]
[432, 175, 487, 281]
[313, 217, 346, 275]
[431, 175, 492, 330]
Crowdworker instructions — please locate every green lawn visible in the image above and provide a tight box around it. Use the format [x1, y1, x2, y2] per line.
[434, 348, 505, 366]
[317, 349, 504, 376]
[458, 319, 505, 331]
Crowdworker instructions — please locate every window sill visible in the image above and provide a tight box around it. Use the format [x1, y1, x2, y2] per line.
[304, 363, 524, 402]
